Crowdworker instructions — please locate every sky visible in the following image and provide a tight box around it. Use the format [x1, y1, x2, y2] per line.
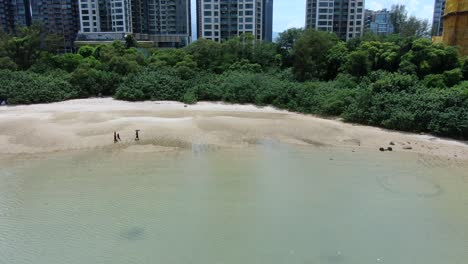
[191, 0, 436, 39]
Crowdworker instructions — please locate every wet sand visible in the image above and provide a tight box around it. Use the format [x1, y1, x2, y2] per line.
[0, 98, 467, 160]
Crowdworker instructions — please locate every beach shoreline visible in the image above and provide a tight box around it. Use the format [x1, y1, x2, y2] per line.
[0, 98, 467, 160]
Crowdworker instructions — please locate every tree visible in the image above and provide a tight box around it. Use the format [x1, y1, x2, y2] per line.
[70, 65, 121, 97]
[94, 41, 125, 62]
[390, 4, 408, 34]
[174, 55, 198, 80]
[115, 68, 189, 101]
[125, 34, 138, 48]
[221, 34, 256, 65]
[276, 28, 305, 67]
[228, 59, 262, 73]
[0, 69, 76, 104]
[401, 16, 430, 38]
[359, 41, 400, 71]
[389, 5, 429, 38]
[52, 53, 84, 72]
[0, 57, 17, 70]
[4, 25, 42, 69]
[344, 50, 371, 77]
[251, 41, 278, 68]
[149, 48, 188, 67]
[43, 32, 64, 53]
[399, 38, 460, 77]
[292, 29, 338, 80]
[462, 57, 468, 80]
[108, 55, 139, 75]
[186, 38, 222, 70]
[78, 46, 96, 58]
[277, 28, 305, 51]
[324, 42, 348, 80]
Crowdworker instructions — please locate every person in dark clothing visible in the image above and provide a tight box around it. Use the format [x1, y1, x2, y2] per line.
[117, 133, 121, 141]
[135, 130, 140, 141]
[114, 131, 118, 143]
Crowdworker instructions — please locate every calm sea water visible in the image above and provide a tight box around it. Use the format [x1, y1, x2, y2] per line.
[1, 141, 467, 264]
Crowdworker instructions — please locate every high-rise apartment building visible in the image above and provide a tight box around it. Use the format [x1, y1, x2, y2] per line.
[346, 0, 364, 39]
[364, 9, 372, 29]
[0, 0, 78, 50]
[333, 0, 349, 40]
[196, 0, 273, 42]
[305, 0, 365, 40]
[0, 0, 32, 33]
[0, 1, 14, 32]
[30, 0, 80, 51]
[133, 0, 191, 47]
[365, 9, 394, 35]
[77, 0, 191, 47]
[432, 0, 446, 36]
[78, 0, 132, 34]
[262, 0, 273, 42]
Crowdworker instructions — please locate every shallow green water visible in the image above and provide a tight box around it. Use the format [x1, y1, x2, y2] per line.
[1, 142, 468, 264]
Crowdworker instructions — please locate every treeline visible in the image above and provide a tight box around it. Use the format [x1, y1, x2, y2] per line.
[0, 25, 467, 139]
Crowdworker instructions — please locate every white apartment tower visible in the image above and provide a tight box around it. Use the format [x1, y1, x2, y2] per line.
[110, 0, 132, 32]
[196, 0, 268, 42]
[78, 0, 132, 34]
[346, 0, 364, 39]
[306, 0, 365, 40]
[78, 0, 100, 33]
[76, 0, 191, 47]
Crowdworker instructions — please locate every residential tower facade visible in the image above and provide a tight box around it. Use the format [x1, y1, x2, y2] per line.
[196, 0, 273, 42]
[365, 9, 394, 36]
[432, 0, 446, 36]
[262, 0, 273, 42]
[305, 0, 365, 40]
[76, 0, 191, 47]
[0, 0, 32, 33]
[31, 0, 80, 51]
[0, 0, 79, 50]
[133, 0, 191, 47]
[77, 0, 133, 37]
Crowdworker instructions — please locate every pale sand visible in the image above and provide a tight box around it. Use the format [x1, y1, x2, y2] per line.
[0, 98, 467, 160]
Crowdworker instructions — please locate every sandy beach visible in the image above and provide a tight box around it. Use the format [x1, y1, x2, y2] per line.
[0, 98, 467, 160]
[2, 98, 468, 264]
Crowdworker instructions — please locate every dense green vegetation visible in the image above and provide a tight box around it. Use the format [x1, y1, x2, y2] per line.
[0, 23, 467, 139]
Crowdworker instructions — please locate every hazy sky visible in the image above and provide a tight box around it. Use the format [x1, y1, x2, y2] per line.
[191, 0, 436, 38]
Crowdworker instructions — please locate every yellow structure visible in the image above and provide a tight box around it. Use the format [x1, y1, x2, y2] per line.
[442, 0, 468, 55]
[432, 36, 443, 44]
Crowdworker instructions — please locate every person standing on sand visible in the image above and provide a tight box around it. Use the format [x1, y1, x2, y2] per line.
[135, 130, 140, 141]
[114, 131, 118, 143]
[117, 133, 121, 142]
